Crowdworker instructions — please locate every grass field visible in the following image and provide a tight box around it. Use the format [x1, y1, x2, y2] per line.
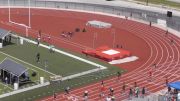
[135, 0, 180, 8]
[0, 38, 98, 77]
[0, 35, 124, 101]
[0, 50, 53, 96]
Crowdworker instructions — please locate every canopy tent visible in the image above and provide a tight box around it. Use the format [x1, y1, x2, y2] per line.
[0, 28, 11, 48]
[0, 28, 11, 39]
[86, 20, 112, 28]
[168, 81, 180, 90]
[0, 59, 28, 77]
[0, 59, 29, 85]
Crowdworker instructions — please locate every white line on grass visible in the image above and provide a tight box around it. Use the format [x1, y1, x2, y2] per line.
[0, 82, 50, 98]
[0, 82, 13, 90]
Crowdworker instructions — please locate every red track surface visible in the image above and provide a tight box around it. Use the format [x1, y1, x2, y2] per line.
[0, 8, 180, 101]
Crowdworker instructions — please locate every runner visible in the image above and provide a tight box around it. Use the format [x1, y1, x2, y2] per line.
[38, 30, 42, 37]
[101, 80, 104, 86]
[170, 39, 174, 45]
[111, 96, 115, 101]
[149, 71, 152, 81]
[83, 91, 88, 101]
[99, 85, 105, 98]
[106, 95, 111, 101]
[122, 82, 126, 95]
[109, 87, 114, 96]
[134, 82, 137, 88]
[53, 92, 56, 99]
[153, 63, 157, 68]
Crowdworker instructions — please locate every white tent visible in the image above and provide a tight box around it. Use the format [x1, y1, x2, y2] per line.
[86, 20, 112, 28]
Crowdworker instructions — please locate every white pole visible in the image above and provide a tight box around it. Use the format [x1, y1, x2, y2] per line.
[8, 0, 11, 22]
[112, 29, 116, 48]
[26, 26, 28, 37]
[28, 0, 31, 28]
[93, 33, 97, 49]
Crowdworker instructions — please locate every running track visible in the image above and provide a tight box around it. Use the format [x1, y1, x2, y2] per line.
[39, 13, 180, 101]
[0, 8, 180, 101]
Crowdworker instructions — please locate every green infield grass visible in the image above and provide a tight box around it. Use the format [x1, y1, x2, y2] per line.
[0, 35, 124, 101]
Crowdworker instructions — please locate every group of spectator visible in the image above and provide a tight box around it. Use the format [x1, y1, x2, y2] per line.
[165, 87, 179, 101]
[61, 31, 74, 38]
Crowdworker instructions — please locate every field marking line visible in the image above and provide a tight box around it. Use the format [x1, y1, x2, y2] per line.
[0, 51, 56, 76]
[0, 82, 13, 90]
[0, 82, 50, 99]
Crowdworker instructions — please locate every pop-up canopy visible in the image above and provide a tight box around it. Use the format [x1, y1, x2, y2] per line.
[0, 59, 28, 77]
[168, 81, 180, 90]
[0, 28, 11, 39]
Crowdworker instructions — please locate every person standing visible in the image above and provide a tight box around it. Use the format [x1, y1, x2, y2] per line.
[84, 91, 88, 101]
[135, 86, 139, 98]
[37, 37, 40, 46]
[134, 82, 137, 88]
[149, 21, 152, 27]
[165, 30, 168, 37]
[99, 85, 105, 98]
[117, 71, 121, 80]
[142, 87, 145, 98]
[5, 77, 8, 84]
[48, 35, 51, 44]
[65, 86, 70, 94]
[36, 52, 40, 63]
[129, 88, 133, 100]
[122, 82, 126, 94]
[53, 92, 56, 99]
